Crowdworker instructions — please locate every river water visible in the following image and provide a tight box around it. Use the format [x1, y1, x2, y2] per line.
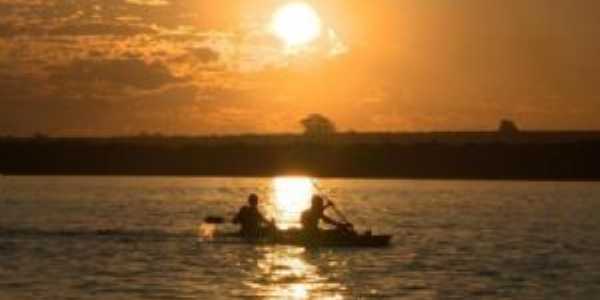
[1, 176, 599, 299]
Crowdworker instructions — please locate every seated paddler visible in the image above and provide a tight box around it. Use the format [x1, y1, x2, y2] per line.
[233, 193, 274, 239]
[300, 195, 353, 236]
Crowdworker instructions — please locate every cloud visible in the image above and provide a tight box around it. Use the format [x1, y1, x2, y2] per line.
[0, 22, 155, 38]
[0, 22, 30, 37]
[47, 58, 185, 92]
[48, 23, 156, 37]
[125, 0, 170, 6]
[188, 47, 220, 63]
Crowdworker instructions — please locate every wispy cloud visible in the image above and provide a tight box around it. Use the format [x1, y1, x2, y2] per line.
[125, 0, 170, 6]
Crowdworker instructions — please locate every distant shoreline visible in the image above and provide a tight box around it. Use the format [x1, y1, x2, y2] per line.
[2, 132, 600, 181]
[3, 173, 600, 183]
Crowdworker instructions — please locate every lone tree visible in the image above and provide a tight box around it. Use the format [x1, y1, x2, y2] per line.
[301, 114, 336, 136]
[498, 119, 519, 135]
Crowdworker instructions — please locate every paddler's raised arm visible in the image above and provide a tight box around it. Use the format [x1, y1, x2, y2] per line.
[258, 211, 271, 224]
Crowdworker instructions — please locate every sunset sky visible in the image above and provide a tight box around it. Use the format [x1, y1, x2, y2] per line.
[1, 0, 599, 136]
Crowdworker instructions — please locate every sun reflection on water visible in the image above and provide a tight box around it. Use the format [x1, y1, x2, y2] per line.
[248, 246, 344, 300]
[241, 177, 345, 299]
[271, 177, 314, 229]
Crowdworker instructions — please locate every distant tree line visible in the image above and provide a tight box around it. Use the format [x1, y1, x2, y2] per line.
[1, 136, 599, 180]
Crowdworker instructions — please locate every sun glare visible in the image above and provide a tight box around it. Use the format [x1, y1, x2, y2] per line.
[272, 2, 322, 47]
[272, 177, 314, 229]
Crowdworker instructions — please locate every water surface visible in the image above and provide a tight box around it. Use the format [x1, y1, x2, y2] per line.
[1, 176, 599, 299]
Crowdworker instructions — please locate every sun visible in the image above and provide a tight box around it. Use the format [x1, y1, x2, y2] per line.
[272, 2, 322, 47]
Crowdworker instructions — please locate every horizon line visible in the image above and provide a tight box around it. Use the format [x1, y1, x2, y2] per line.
[4, 128, 600, 139]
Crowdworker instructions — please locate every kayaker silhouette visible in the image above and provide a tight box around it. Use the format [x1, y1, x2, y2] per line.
[232, 193, 273, 239]
[301, 195, 353, 237]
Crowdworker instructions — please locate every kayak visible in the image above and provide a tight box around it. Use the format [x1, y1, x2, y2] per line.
[211, 228, 392, 248]
[279, 230, 391, 247]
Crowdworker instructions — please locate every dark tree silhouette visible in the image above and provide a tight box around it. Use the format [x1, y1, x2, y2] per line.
[1, 133, 600, 180]
[301, 114, 336, 136]
[499, 119, 519, 135]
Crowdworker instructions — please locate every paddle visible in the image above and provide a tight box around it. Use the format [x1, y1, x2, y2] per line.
[326, 199, 351, 225]
[311, 180, 353, 228]
[204, 216, 226, 224]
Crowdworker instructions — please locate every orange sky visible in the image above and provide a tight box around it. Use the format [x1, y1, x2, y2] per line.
[1, 0, 599, 136]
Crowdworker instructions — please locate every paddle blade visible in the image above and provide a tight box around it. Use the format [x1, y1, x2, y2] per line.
[204, 216, 225, 224]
